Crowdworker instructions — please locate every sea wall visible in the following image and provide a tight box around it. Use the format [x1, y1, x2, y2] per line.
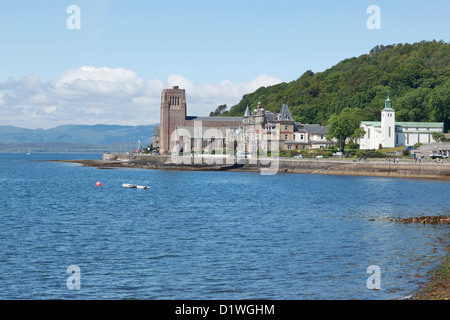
[98, 153, 450, 180]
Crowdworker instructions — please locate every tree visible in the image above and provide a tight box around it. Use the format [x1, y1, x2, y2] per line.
[327, 108, 363, 151]
[209, 105, 227, 117]
[432, 132, 446, 142]
[352, 127, 367, 143]
[222, 41, 450, 130]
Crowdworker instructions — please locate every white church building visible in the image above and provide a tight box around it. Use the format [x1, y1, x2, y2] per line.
[359, 97, 444, 150]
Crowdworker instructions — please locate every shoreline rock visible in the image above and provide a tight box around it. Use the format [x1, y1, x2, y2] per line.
[391, 216, 450, 225]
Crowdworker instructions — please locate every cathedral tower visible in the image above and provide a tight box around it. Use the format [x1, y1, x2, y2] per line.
[160, 86, 187, 154]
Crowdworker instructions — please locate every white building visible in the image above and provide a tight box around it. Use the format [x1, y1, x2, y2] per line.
[360, 97, 444, 150]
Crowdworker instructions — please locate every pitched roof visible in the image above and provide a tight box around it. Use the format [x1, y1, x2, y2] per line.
[395, 122, 443, 128]
[303, 124, 328, 134]
[278, 103, 294, 121]
[361, 121, 443, 128]
[361, 121, 381, 127]
[244, 106, 251, 117]
[186, 116, 243, 122]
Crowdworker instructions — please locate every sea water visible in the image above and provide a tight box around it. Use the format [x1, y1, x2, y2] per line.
[0, 153, 449, 300]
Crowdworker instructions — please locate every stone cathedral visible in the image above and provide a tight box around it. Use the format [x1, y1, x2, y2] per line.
[154, 86, 333, 155]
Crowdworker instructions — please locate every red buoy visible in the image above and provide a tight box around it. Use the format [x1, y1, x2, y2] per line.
[96, 181, 102, 186]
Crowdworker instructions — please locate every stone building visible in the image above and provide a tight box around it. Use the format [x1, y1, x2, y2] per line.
[156, 86, 334, 155]
[159, 86, 242, 154]
[288, 124, 332, 150]
[152, 125, 160, 150]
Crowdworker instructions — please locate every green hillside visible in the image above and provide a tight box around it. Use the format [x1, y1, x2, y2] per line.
[221, 40, 450, 131]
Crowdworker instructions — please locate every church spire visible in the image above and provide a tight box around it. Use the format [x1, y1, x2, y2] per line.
[244, 105, 251, 117]
[384, 96, 393, 110]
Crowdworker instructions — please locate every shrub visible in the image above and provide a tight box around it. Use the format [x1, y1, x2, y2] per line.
[356, 150, 385, 158]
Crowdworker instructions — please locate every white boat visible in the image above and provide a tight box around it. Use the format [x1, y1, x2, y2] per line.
[122, 183, 137, 188]
[26, 147, 31, 155]
[136, 185, 150, 189]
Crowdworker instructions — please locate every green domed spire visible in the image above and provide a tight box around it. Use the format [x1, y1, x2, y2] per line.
[384, 96, 393, 110]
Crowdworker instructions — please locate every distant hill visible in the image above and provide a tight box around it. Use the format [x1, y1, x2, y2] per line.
[0, 142, 112, 153]
[221, 40, 450, 131]
[0, 124, 155, 144]
[0, 124, 155, 152]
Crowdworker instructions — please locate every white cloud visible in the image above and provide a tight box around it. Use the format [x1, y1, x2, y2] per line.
[0, 66, 282, 129]
[46, 66, 145, 100]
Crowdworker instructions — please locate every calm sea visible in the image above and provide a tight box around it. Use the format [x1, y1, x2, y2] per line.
[0, 153, 449, 300]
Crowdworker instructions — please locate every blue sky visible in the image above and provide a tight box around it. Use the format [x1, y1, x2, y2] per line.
[0, 0, 448, 128]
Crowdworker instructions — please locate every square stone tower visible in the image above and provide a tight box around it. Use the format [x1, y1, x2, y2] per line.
[160, 86, 187, 154]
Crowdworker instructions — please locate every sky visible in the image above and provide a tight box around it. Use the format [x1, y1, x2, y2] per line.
[0, 0, 448, 129]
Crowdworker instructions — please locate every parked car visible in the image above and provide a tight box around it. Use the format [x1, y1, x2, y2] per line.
[429, 151, 446, 159]
[293, 154, 303, 158]
[403, 146, 414, 151]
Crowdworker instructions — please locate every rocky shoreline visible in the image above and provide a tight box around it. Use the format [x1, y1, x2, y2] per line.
[59, 153, 450, 181]
[373, 215, 450, 300]
[413, 243, 450, 300]
[375, 215, 450, 226]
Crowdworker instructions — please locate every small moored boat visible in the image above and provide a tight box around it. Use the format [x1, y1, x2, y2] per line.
[136, 185, 150, 189]
[122, 183, 137, 188]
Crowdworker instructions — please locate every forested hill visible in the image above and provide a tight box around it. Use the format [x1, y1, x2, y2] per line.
[221, 40, 450, 131]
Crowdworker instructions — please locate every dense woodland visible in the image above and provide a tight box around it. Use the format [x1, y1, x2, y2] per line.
[217, 41, 450, 132]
